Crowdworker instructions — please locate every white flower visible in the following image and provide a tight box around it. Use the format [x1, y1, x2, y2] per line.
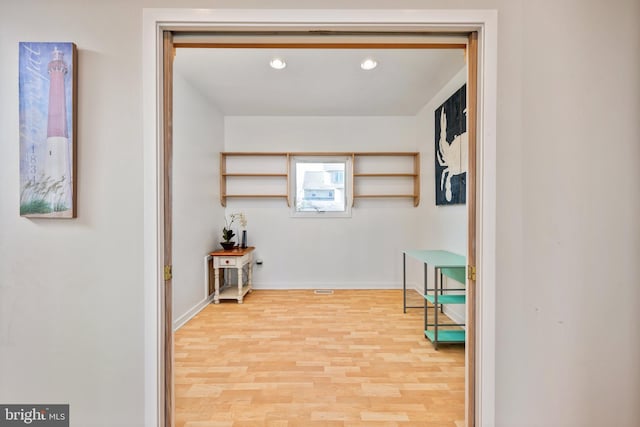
[230, 212, 247, 229]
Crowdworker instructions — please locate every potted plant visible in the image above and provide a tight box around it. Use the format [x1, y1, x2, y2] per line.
[220, 218, 236, 250]
[220, 213, 246, 250]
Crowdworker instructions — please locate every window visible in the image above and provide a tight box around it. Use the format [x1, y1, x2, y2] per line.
[291, 156, 351, 217]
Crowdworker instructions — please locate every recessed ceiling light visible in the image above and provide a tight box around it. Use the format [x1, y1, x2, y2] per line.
[360, 58, 378, 71]
[270, 58, 286, 70]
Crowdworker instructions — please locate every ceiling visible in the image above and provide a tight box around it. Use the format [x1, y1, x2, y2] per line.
[174, 48, 465, 116]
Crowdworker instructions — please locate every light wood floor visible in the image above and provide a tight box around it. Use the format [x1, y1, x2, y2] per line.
[174, 290, 464, 427]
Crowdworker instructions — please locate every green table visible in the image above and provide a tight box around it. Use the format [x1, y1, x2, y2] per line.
[402, 249, 466, 349]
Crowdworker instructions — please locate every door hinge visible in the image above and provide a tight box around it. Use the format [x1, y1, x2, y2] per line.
[164, 265, 172, 281]
[467, 265, 476, 281]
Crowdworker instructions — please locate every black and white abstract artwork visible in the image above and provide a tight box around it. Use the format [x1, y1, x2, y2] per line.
[435, 84, 467, 206]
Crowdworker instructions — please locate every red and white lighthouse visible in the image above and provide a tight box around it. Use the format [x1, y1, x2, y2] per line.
[44, 46, 72, 209]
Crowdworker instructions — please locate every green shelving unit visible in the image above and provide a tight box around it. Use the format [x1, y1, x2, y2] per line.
[424, 329, 466, 343]
[424, 289, 466, 349]
[402, 250, 466, 350]
[424, 294, 465, 305]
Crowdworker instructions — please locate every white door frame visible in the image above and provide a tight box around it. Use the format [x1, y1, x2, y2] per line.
[142, 8, 497, 427]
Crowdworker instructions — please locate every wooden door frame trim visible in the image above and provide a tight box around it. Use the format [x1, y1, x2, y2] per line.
[161, 31, 174, 427]
[143, 9, 497, 427]
[466, 31, 479, 426]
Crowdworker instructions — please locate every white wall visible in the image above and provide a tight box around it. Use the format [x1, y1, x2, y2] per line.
[0, 2, 638, 427]
[171, 71, 225, 327]
[415, 66, 468, 323]
[0, 2, 145, 425]
[416, 67, 468, 255]
[496, 1, 640, 426]
[224, 116, 421, 288]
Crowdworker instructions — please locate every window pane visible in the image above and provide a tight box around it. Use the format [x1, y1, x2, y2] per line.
[295, 162, 346, 212]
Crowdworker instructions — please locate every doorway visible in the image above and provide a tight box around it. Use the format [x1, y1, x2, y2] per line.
[143, 9, 497, 427]
[172, 41, 470, 425]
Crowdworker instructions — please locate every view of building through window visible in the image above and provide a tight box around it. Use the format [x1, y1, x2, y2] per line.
[294, 161, 347, 213]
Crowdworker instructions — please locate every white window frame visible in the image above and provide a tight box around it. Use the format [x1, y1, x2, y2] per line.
[290, 155, 352, 218]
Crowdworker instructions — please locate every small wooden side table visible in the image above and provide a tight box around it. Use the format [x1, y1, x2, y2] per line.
[210, 246, 255, 304]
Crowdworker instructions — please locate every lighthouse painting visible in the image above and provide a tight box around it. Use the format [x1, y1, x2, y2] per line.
[19, 42, 77, 218]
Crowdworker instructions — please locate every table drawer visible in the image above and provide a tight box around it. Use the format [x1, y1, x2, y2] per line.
[218, 257, 237, 266]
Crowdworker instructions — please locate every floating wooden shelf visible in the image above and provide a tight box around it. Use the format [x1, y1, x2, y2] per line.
[354, 173, 417, 177]
[220, 152, 291, 207]
[223, 194, 288, 199]
[222, 173, 288, 177]
[352, 152, 420, 207]
[354, 194, 416, 199]
[220, 151, 420, 207]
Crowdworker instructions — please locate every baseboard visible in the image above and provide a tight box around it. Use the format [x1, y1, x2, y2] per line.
[443, 305, 466, 326]
[251, 281, 407, 290]
[173, 293, 215, 332]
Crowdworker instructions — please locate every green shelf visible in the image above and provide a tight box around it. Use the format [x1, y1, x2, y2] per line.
[424, 329, 466, 343]
[424, 294, 466, 305]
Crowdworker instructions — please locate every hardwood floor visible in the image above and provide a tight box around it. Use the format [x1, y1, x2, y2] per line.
[174, 290, 464, 427]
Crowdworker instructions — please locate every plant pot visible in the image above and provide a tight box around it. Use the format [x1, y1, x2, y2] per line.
[220, 242, 236, 250]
